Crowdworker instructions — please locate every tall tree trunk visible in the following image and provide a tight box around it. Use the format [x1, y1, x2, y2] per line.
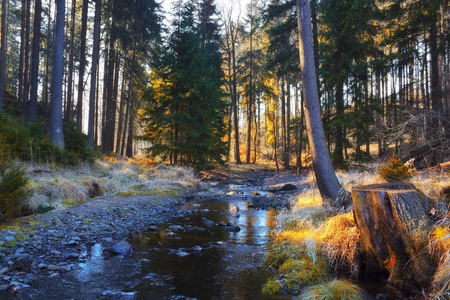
[430, 11, 443, 134]
[111, 52, 121, 152]
[29, 0, 42, 122]
[0, 0, 7, 112]
[333, 81, 344, 164]
[246, 28, 253, 164]
[103, 1, 118, 153]
[116, 67, 126, 154]
[64, 0, 76, 121]
[88, 0, 101, 147]
[77, 0, 88, 129]
[125, 49, 137, 158]
[50, 0, 65, 149]
[231, 29, 241, 164]
[18, 0, 27, 111]
[281, 77, 288, 168]
[297, 0, 342, 201]
[286, 80, 291, 168]
[42, 0, 52, 105]
[22, 0, 31, 114]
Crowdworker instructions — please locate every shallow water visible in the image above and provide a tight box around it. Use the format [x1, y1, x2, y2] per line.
[127, 197, 290, 299]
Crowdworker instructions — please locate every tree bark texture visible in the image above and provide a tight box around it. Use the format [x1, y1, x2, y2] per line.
[297, 0, 341, 200]
[0, 0, 7, 112]
[77, 0, 89, 129]
[88, 0, 101, 148]
[28, 0, 42, 122]
[50, 0, 65, 149]
[352, 183, 435, 289]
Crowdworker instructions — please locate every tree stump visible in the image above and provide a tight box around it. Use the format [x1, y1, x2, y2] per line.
[352, 183, 435, 290]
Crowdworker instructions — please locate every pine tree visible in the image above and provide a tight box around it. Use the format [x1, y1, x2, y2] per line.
[140, 0, 227, 168]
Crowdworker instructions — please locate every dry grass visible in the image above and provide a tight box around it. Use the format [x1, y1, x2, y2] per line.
[22, 155, 202, 212]
[431, 251, 450, 298]
[318, 213, 361, 276]
[299, 279, 365, 300]
[269, 164, 448, 297]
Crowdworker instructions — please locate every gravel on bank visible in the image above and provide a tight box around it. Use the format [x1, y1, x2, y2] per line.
[0, 194, 188, 298]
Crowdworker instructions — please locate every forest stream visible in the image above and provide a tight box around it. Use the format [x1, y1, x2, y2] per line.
[6, 178, 292, 300]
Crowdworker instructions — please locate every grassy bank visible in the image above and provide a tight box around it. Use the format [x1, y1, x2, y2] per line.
[263, 163, 450, 299]
[10, 155, 203, 218]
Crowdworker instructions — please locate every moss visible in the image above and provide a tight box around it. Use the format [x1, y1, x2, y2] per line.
[262, 278, 282, 295]
[282, 256, 330, 290]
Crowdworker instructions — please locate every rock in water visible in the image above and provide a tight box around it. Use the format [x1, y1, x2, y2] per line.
[111, 240, 132, 256]
[169, 225, 184, 232]
[280, 184, 297, 191]
[229, 205, 239, 213]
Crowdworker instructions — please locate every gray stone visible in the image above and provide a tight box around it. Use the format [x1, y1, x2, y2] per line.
[103, 237, 114, 243]
[48, 273, 60, 279]
[176, 250, 190, 257]
[15, 247, 25, 254]
[9, 281, 31, 292]
[169, 225, 184, 232]
[280, 184, 297, 191]
[4, 236, 15, 243]
[66, 252, 79, 259]
[68, 239, 78, 246]
[226, 225, 241, 232]
[47, 265, 64, 271]
[111, 240, 132, 256]
[6, 254, 33, 271]
[100, 290, 137, 299]
[0, 284, 8, 292]
[0, 267, 9, 275]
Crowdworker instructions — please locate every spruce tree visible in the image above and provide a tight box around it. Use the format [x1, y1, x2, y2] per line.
[140, 0, 227, 168]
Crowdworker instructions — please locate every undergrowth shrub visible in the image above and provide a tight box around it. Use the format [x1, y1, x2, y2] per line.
[378, 154, 413, 182]
[0, 114, 94, 165]
[0, 161, 30, 222]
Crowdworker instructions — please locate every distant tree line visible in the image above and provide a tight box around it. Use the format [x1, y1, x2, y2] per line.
[0, 0, 447, 169]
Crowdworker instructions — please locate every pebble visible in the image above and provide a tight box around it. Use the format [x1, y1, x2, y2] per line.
[111, 241, 132, 256]
[47, 265, 64, 271]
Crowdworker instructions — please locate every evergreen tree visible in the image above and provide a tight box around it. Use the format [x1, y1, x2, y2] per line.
[140, 0, 227, 168]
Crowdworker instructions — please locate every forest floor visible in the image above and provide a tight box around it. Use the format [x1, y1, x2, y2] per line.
[0, 157, 448, 298]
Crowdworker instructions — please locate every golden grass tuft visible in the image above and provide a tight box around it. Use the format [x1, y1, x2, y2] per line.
[431, 251, 450, 297]
[299, 279, 365, 300]
[318, 212, 361, 277]
[272, 211, 361, 277]
[429, 224, 450, 260]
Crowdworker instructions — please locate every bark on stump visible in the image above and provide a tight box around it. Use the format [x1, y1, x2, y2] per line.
[352, 183, 435, 290]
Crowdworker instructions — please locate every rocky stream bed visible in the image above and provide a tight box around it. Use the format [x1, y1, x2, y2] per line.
[0, 170, 299, 299]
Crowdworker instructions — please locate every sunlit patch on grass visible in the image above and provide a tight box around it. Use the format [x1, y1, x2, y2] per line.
[430, 224, 450, 258]
[21, 155, 202, 213]
[299, 279, 365, 300]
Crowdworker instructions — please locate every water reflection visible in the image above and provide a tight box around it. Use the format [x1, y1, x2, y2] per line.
[129, 197, 290, 299]
[76, 243, 104, 282]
